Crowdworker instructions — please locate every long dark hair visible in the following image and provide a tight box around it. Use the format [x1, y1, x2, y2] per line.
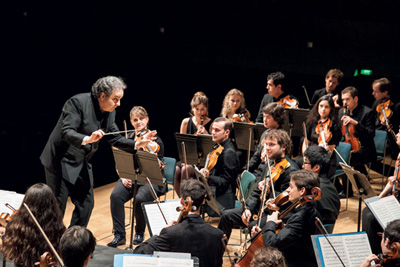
[2, 183, 66, 267]
[306, 95, 338, 125]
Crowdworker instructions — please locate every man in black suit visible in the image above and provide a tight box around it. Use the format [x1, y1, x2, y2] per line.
[133, 179, 225, 267]
[40, 76, 155, 227]
[311, 69, 343, 106]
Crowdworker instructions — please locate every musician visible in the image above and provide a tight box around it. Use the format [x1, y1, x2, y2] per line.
[303, 146, 340, 225]
[360, 219, 400, 267]
[251, 246, 287, 267]
[338, 86, 376, 196]
[246, 103, 286, 179]
[218, 129, 299, 240]
[40, 76, 155, 227]
[2, 183, 66, 267]
[371, 78, 400, 160]
[252, 170, 321, 267]
[362, 129, 400, 255]
[310, 69, 343, 106]
[60, 225, 96, 267]
[255, 71, 299, 123]
[108, 106, 166, 247]
[133, 179, 225, 267]
[200, 117, 240, 216]
[175, 91, 213, 196]
[221, 88, 251, 122]
[302, 95, 342, 178]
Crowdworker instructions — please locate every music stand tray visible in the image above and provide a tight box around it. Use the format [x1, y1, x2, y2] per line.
[286, 108, 310, 137]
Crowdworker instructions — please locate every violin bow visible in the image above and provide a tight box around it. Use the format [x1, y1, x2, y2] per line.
[103, 129, 135, 136]
[181, 142, 190, 179]
[236, 177, 247, 211]
[23, 203, 65, 267]
[5, 203, 16, 212]
[246, 127, 252, 172]
[123, 120, 128, 138]
[314, 217, 346, 267]
[145, 178, 168, 225]
[333, 148, 351, 167]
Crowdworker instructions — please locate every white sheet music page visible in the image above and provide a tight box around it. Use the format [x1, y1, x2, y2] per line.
[143, 199, 181, 235]
[365, 195, 400, 228]
[0, 189, 24, 213]
[122, 255, 193, 267]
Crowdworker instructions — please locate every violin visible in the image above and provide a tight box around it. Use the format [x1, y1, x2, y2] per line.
[315, 118, 332, 150]
[253, 191, 289, 221]
[341, 107, 361, 152]
[374, 242, 400, 266]
[135, 129, 166, 169]
[376, 99, 393, 122]
[36, 251, 57, 267]
[277, 95, 298, 109]
[232, 109, 254, 124]
[176, 196, 194, 223]
[235, 187, 322, 267]
[203, 145, 224, 177]
[0, 203, 18, 227]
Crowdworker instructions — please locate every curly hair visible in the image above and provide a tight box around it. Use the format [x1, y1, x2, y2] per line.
[2, 183, 66, 267]
[91, 76, 126, 98]
[221, 88, 247, 118]
[250, 246, 286, 267]
[264, 129, 292, 156]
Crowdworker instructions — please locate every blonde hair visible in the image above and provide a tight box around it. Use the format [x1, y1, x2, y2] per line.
[221, 88, 246, 118]
[130, 106, 149, 118]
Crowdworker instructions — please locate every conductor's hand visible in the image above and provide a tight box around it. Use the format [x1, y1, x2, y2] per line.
[136, 130, 157, 149]
[241, 209, 251, 226]
[87, 130, 105, 144]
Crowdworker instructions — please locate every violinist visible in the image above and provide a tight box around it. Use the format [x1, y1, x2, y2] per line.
[255, 71, 299, 123]
[199, 117, 240, 217]
[133, 179, 225, 267]
[303, 146, 340, 225]
[338, 86, 376, 197]
[362, 129, 400, 255]
[108, 106, 166, 247]
[371, 78, 400, 160]
[59, 225, 96, 267]
[246, 103, 286, 178]
[218, 129, 299, 241]
[2, 183, 66, 267]
[175, 91, 213, 196]
[251, 170, 322, 267]
[310, 68, 343, 107]
[302, 95, 342, 178]
[360, 219, 400, 267]
[221, 88, 252, 122]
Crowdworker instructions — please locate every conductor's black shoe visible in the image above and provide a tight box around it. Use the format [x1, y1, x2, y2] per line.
[107, 234, 126, 248]
[133, 233, 144, 245]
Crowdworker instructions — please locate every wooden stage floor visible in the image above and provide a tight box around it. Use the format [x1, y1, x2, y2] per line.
[63, 169, 389, 267]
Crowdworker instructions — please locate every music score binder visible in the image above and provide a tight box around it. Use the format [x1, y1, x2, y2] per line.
[364, 195, 400, 229]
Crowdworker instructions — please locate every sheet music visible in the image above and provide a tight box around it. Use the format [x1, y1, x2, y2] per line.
[121, 255, 193, 267]
[143, 199, 181, 236]
[0, 189, 24, 213]
[313, 232, 371, 267]
[365, 195, 400, 229]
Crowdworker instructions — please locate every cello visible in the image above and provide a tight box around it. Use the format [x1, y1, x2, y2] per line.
[235, 187, 322, 267]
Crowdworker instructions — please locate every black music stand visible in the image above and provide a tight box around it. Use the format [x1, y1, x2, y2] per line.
[112, 148, 163, 251]
[286, 108, 310, 137]
[193, 166, 220, 217]
[175, 133, 214, 167]
[233, 122, 256, 152]
[340, 163, 377, 232]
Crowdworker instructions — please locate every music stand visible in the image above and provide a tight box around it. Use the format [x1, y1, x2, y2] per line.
[175, 133, 214, 167]
[286, 108, 310, 137]
[193, 166, 220, 217]
[196, 134, 214, 167]
[112, 148, 164, 250]
[233, 122, 256, 152]
[340, 163, 377, 232]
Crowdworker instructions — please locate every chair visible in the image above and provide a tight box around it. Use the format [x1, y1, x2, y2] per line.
[332, 142, 352, 183]
[163, 157, 177, 199]
[367, 130, 388, 189]
[235, 171, 256, 208]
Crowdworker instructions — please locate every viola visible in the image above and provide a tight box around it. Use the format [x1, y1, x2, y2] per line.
[235, 187, 322, 267]
[315, 118, 332, 150]
[341, 107, 361, 152]
[37, 251, 58, 267]
[376, 99, 393, 122]
[203, 145, 224, 177]
[277, 95, 298, 109]
[176, 196, 194, 223]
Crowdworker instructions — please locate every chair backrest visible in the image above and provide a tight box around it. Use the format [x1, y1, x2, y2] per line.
[335, 142, 351, 165]
[240, 171, 256, 199]
[374, 130, 387, 156]
[163, 157, 177, 185]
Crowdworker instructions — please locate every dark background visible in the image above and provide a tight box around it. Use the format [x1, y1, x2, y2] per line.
[2, 0, 400, 193]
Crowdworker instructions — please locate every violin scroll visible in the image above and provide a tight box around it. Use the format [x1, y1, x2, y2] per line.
[177, 197, 194, 223]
